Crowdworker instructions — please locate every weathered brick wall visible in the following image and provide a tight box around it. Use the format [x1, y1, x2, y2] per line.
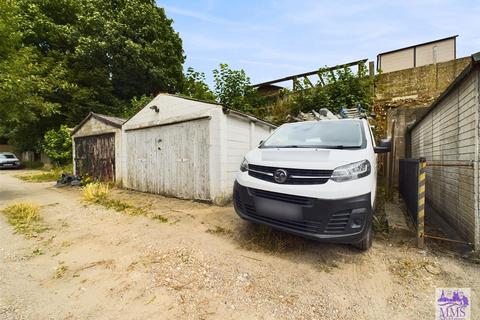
[375, 57, 471, 109]
[375, 57, 472, 187]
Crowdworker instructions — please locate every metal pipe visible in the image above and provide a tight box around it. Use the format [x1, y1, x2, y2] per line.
[426, 163, 474, 168]
[424, 233, 473, 246]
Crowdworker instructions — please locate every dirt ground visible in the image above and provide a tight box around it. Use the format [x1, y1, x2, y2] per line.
[0, 170, 478, 320]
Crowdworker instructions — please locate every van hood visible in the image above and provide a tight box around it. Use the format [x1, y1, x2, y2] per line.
[245, 147, 369, 170]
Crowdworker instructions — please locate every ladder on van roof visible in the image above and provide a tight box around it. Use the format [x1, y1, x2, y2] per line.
[338, 104, 367, 119]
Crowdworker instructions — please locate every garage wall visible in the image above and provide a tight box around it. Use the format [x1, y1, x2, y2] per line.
[410, 69, 479, 246]
[124, 118, 211, 200]
[72, 117, 122, 183]
[222, 115, 274, 201]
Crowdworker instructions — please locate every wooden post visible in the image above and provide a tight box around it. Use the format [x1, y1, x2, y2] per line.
[368, 61, 375, 77]
[386, 119, 396, 200]
[417, 157, 426, 249]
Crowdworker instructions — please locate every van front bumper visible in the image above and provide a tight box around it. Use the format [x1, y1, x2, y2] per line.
[233, 181, 372, 243]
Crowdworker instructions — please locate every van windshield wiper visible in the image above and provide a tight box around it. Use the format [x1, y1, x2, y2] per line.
[320, 145, 362, 149]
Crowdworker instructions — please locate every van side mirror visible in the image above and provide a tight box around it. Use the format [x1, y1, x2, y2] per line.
[374, 138, 391, 153]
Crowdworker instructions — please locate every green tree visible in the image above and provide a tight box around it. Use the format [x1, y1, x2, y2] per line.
[1, 0, 185, 151]
[0, 0, 70, 150]
[213, 63, 256, 113]
[181, 67, 216, 102]
[42, 125, 72, 165]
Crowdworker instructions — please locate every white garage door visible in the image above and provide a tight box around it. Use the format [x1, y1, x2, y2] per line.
[126, 118, 210, 200]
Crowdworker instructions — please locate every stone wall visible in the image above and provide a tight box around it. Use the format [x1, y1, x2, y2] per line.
[375, 57, 471, 109]
[374, 57, 472, 186]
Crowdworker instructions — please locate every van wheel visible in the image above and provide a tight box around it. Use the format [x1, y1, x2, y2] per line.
[353, 224, 373, 251]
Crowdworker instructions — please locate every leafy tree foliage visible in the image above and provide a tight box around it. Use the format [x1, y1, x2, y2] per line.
[287, 65, 373, 116]
[213, 63, 255, 113]
[180, 67, 216, 102]
[0, 0, 69, 148]
[42, 125, 72, 165]
[0, 0, 184, 151]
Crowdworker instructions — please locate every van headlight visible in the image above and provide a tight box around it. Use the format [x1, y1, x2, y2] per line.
[331, 160, 371, 182]
[240, 158, 249, 172]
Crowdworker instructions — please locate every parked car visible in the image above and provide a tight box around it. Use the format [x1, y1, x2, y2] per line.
[0, 152, 22, 169]
[233, 119, 391, 250]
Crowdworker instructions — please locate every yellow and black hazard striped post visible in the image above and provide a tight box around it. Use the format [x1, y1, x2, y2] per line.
[417, 157, 427, 249]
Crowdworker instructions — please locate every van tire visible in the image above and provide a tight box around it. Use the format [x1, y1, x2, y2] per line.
[353, 224, 373, 251]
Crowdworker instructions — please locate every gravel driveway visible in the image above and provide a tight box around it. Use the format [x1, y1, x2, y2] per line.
[0, 170, 478, 319]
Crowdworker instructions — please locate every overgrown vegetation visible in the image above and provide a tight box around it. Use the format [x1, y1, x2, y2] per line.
[256, 65, 374, 124]
[42, 125, 72, 166]
[82, 182, 164, 219]
[1, 202, 46, 235]
[16, 165, 72, 182]
[181, 63, 375, 126]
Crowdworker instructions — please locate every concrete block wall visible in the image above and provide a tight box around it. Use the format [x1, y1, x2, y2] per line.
[410, 69, 479, 248]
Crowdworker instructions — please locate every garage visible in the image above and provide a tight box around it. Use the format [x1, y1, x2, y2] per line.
[72, 112, 125, 182]
[122, 94, 275, 204]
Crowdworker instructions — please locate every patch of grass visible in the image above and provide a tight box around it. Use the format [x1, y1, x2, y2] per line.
[206, 225, 233, 236]
[1, 203, 47, 236]
[16, 165, 72, 182]
[237, 224, 307, 254]
[82, 182, 110, 202]
[82, 182, 159, 219]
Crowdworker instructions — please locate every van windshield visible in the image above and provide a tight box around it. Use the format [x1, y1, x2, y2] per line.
[262, 121, 366, 149]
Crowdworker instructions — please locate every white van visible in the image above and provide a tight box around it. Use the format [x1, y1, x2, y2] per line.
[233, 119, 391, 250]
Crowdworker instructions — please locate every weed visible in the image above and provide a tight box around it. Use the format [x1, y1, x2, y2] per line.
[16, 165, 72, 182]
[82, 182, 154, 218]
[54, 262, 68, 278]
[32, 248, 44, 256]
[82, 182, 109, 202]
[206, 225, 233, 236]
[1, 203, 47, 236]
[61, 240, 72, 248]
[152, 214, 168, 222]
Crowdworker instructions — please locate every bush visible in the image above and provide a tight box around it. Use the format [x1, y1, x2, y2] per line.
[42, 125, 72, 166]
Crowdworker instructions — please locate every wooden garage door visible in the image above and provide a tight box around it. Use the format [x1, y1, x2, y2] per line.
[74, 133, 115, 181]
[126, 119, 210, 200]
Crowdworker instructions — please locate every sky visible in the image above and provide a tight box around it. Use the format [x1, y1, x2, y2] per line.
[156, 0, 480, 87]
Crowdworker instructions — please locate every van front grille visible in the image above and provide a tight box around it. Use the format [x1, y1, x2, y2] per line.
[249, 188, 313, 206]
[325, 211, 351, 233]
[248, 164, 332, 185]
